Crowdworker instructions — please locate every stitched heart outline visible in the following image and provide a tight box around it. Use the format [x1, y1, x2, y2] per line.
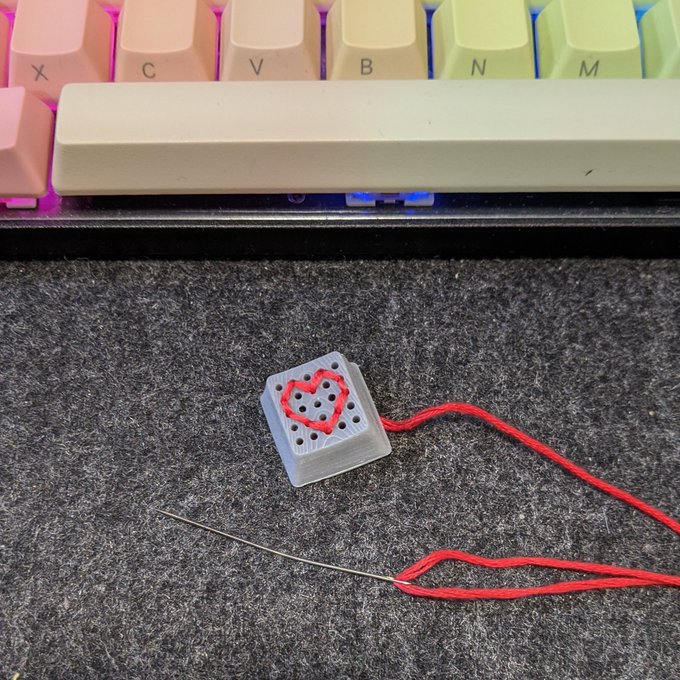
[280, 368, 350, 436]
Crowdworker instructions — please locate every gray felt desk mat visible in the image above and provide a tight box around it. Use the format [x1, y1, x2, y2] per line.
[1, 259, 678, 679]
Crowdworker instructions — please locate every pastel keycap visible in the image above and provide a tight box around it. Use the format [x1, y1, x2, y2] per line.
[0, 11, 8, 86]
[220, 0, 320, 81]
[640, 0, 680, 78]
[0, 87, 54, 198]
[433, 0, 534, 79]
[53, 80, 680, 195]
[116, 0, 216, 82]
[536, 0, 642, 79]
[9, 0, 112, 101]
[326, 0, 428, 80]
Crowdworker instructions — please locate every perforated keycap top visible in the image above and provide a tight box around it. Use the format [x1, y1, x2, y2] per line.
[260, 352, 391, 487]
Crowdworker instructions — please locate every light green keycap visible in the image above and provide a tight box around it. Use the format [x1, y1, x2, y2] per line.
[640, 0, 680, 77]
[526, 0, 656, 8]
[425, 1, 657, 11]
[536, 0, 642, 79]
[433, 0, 534, 79]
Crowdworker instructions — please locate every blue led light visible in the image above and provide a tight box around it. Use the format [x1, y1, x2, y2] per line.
[347, 192, 435, 208]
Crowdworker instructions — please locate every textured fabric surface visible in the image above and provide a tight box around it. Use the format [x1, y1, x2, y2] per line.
[1, 259, 679, 679]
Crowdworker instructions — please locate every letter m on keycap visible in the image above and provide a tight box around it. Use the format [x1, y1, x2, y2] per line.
[579, 60, 600, 78]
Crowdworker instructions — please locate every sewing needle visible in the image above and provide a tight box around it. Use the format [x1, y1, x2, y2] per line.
[156, 509, 411, 586]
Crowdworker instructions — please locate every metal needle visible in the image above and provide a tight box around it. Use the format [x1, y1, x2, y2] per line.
[156, 509, 411, 586]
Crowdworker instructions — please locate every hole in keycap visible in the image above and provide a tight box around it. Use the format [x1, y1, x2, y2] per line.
[328, 394, 336, 402]
[314, 400, 322, 408]
[319, 414, 327, 421]
[291, 424, 299, 432]
[339, 422, 346, 430]
[296, 438, 304, 446]
[331, 362, 339, 369]
[299, 405, 307, 413]
[311, 433, 318, 441]
[295, 393, 302, 400]
[352, 416, 361, 423]
[303, 374, 311, 381]
[275, 384, 283, 391]
[347, 402, 355, 410]
[322, 381, 330, 389]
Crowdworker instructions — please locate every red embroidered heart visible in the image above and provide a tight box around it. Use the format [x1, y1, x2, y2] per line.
[280, 368, 350, 435]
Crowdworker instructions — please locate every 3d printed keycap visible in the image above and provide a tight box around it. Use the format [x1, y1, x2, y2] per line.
[261, 352, 391, 487]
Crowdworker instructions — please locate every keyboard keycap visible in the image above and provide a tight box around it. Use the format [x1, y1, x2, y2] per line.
[9, 0, 112, 102]
[326, 0, 428, 80]
[220, 0, 320, 81]
[432, 0, 534, 79]
[53, 80, 680, 195]
[536, 0, 641, 79]
[640, 0, 680, 79]
[0, 11, 8, 86]
[115, 0, 216, 82]
[0, 87, 54, 198]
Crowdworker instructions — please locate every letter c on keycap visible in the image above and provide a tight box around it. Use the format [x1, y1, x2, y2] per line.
[142, 62, 156, 79]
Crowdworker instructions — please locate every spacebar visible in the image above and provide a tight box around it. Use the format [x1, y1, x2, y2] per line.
[52, 80, 680, 195]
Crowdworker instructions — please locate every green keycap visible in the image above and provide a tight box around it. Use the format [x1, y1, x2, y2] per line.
[528, 0, 654, 8]
[536, 0, 642, 79]
[433, 0, 535, 79]
[640, 0, 680, 78]
[428, 1, 653, 10]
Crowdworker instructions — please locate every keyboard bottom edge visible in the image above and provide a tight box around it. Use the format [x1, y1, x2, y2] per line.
[1, 226, 679, 260]
[1, 195, 679, 259]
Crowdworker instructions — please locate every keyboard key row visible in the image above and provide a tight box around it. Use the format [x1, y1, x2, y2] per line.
[5, 77, 680, 200]
[0, 2, 659, 11]
[2, 0, 680, 103]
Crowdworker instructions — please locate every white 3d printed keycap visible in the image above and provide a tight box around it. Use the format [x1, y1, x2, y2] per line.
[260, 352, 391, 487]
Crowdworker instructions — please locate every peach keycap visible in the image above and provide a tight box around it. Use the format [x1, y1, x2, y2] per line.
[221, 0, 320, 81]
[0, 11, 8, 87]
[0, 87, 54, 198]
[9, 0, 112, 102]
[116, 0, 216, 82]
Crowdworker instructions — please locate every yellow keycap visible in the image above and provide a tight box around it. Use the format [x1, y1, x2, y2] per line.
[433, 0, 534, 79]
[640, 0, 680, 78]
[115, 0, 216, 82]
[220, 0, 320, 81]
[326, 0, 428, 80]
[536, 0, 641, 79]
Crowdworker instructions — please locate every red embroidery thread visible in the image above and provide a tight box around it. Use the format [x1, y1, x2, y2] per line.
[381, 403, 680, 601]
[281, 369, 350, 436]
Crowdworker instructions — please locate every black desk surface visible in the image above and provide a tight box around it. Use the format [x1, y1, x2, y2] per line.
[2, 259, 678, 679]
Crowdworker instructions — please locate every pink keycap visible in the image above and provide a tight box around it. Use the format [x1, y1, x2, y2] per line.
[0, 12, 9, 86]
[0, 87, 54, 198]
[9, 0, 112, 102]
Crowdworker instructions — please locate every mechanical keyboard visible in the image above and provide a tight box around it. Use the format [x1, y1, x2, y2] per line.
[1, 0, 680, 258]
